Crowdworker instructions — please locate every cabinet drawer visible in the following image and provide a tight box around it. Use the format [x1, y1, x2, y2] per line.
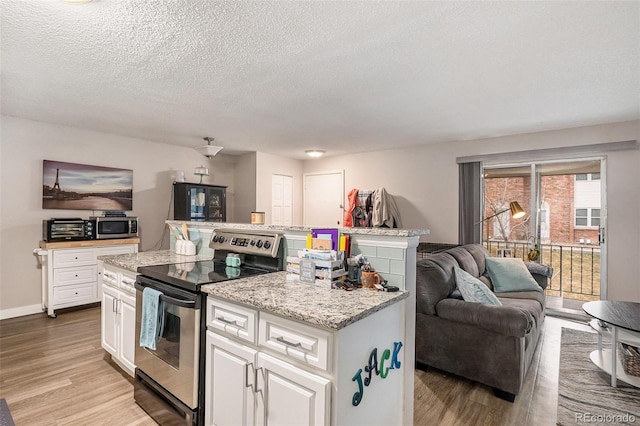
[102, 267, 119, 287]
[54, 265, 98, 286]
[259, 312, 332, 372]
[119, 271, 137, 290]
[53, 249, 96, 268]
[206, 298, 257, 344]
[53, 282, 98, 305]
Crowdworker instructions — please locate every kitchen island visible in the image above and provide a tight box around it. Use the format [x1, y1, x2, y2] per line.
[169, 221, 427, 426]
[201, 272, 410, 426]
[100, 222, 427, 425]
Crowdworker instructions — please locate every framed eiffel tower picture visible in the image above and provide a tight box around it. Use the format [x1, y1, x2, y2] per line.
[42, 160, 133, 211]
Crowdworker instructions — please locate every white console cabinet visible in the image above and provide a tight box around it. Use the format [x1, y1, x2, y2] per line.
[38, 239, 139, 318]
[100, 262, 138, 377]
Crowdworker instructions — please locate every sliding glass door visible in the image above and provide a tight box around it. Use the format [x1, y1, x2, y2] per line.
[483, 158, 607, 316]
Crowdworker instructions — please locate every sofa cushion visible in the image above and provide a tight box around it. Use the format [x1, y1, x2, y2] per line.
[498, 297, 544, 329]
[478, 274, 494, 291]
[446, 246, 481, 278]
[485, 257, 542, 293]
[454, 266, 502, 306]
[497, 290, 546, 307]
[416, 253, 458, 315]
[435, 298, 534, 337]
[463, 244, 490, 276]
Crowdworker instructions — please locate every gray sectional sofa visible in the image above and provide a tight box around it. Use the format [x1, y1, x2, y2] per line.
[415, 244, 550, 401]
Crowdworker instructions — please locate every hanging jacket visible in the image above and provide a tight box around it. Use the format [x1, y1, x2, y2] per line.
[364, 192, 374, 227]
[343, 188, 359, 227]
[352, 205, 366, 227]
[371, 187, 402, 228]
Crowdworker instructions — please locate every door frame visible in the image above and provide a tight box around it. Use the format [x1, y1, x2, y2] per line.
[482, 156, 607, 303]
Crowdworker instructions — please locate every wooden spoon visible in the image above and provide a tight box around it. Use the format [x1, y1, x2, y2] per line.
[181, 222, 189, 240]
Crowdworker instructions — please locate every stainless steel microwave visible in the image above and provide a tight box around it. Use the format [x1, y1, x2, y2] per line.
[91, 216, 138, 239]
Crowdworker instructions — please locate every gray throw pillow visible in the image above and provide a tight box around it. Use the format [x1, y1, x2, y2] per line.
[453, 266, 502, 306]
[485, 257, 543, 293]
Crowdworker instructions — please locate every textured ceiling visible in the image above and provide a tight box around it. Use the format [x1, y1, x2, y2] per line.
[1, 1, 638, 159]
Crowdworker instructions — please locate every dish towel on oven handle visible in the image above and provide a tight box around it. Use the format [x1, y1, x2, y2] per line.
[139, 287, 165, 350]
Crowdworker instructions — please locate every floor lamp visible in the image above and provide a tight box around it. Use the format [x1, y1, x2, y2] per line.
[475, 201, 526, 225]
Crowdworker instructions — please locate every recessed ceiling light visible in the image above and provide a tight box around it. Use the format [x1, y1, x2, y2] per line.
[305, 150, 325, 158]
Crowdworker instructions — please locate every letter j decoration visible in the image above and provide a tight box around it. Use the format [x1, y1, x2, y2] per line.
[351, 341, 403, 406]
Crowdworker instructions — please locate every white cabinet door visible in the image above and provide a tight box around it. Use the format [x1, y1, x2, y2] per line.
[119, 291, 137, 375]
[205, 331, 257, 426]
[101, 285, 118, 357]
[256, 352, 330, 426]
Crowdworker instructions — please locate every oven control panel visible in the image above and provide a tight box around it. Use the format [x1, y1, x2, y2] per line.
[209, 228, 283, 258]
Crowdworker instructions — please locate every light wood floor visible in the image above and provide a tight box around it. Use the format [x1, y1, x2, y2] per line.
[0, 307, 591, 426]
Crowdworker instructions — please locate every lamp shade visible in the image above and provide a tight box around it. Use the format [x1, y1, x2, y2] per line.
[509, 201, 525, 219]
[195, 145, 223, 158]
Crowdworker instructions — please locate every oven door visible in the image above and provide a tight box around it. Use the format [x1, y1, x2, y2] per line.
[135, 276, 201, 410]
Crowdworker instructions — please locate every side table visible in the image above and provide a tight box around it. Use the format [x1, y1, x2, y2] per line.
[583, 300, 640, 388]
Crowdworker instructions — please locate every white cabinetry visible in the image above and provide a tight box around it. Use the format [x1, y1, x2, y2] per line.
[205, 294, 406, 426]
[39, 240, 138, 318]
[100, 262, 138, 377]
[256, 352, 330, 426]
[205, 332, 257, 426]
[205, 297, 330, 426]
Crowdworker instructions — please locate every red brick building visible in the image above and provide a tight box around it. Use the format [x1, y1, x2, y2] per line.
[483, 175, 599, 245]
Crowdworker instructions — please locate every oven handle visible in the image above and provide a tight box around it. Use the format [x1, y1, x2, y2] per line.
[135, 283, 196, 308]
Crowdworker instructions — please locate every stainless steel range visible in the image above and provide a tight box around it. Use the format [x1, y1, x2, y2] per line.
[133, 228, 284, 426]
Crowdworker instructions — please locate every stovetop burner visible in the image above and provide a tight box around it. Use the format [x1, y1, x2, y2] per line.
[138, 260, 273, 292]
[137, 228, 284, 292]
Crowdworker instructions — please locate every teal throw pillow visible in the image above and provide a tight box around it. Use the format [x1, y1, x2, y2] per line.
[485, 257, 543, 293]
[453, 266, 502, 306]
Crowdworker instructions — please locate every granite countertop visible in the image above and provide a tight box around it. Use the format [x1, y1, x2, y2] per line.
[98, 250, 212, 273]
[166, 220, 429, 238]
[99, 250, 409, 330]
[201, 271, 409, 331]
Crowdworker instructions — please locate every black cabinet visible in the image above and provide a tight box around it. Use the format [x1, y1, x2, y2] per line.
[173, 183, 226, 222]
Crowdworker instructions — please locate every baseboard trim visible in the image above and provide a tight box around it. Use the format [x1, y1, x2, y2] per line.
[0, 304, 43, 320]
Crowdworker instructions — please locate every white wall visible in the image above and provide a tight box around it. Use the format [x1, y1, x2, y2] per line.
[0, 116, 236, 313]
[2, 116, 637, 313]
[255, 152, 304, 226]
[304, 120, 640, 302]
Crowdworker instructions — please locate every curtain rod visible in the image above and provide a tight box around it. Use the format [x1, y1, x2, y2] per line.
[456, 140, 638, 164]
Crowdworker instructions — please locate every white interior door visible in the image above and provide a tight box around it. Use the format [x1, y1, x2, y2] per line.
[303, 171, 344, 227]
[271, 174, 293, 226]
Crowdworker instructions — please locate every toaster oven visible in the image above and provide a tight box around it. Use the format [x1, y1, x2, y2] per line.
[43, 218, 94, 242]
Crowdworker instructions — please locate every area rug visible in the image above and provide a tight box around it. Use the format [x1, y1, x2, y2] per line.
[0, 398, 15, 426]
[557, 328, 640, 425]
